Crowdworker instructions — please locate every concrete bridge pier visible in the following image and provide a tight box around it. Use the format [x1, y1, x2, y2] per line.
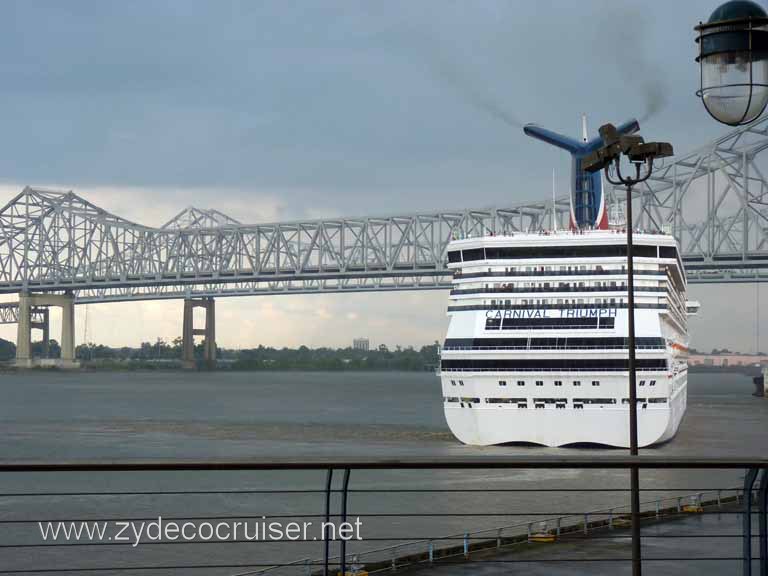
[16, 292, 77, 368]
[182, 297, 216, 369]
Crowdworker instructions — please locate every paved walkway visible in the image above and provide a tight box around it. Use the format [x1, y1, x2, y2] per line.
[405, 508, 757, 575]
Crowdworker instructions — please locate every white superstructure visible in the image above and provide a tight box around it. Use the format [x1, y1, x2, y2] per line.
[440, 230, 696, 448]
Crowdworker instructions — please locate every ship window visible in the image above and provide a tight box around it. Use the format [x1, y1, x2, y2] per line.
[519, 404, 527, 409]
[554, 380, 562, 386]
[462, 248, 485, 261]
[639, 380, 645, 386]
[592, 381, 600, 386]
[574, 403, 584, 409]
[535, 404, 544, 409]
[575, 398, 618, 405]
[451, 380, 456, 386]
[447, 250, 462, 263]
[659, 246, 677, 259]
[459, 380, 464, 386]
[440, 359, 667, 371]
[535, 380, 543, 386]
[499, 380, 507, 387]
[650, 380, 657, 386]
[573, 380, 581, 386]
[517, 380, 525, 386]
[556, 404, 566, 409]
[649, 397, 667, 403]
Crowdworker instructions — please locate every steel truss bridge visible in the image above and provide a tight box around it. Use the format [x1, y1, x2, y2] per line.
[2, 118, 768, 308]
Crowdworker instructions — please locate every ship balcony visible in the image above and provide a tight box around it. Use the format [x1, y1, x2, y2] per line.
[449, 286, 666, 296]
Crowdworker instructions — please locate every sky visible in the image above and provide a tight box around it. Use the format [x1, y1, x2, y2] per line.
[0, 0, 763, 352]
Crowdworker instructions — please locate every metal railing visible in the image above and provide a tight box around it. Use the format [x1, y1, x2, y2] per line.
[249, 487, 746, 576]
[0, 457, 765, 575]
[450, 286, 665, 295]
[453, 270, 666, 280]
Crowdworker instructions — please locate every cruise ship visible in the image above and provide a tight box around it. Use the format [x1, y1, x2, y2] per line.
[439, 118, 698, 448]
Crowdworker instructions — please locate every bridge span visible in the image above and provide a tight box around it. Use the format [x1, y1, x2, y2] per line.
[2, 117, 768, 366]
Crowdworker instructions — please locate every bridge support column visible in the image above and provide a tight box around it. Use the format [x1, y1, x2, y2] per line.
[60, 296, 75, 363]
[182, 297, 216, 369]
[15, 292, 78, 369]
[15, 294, 31, 367]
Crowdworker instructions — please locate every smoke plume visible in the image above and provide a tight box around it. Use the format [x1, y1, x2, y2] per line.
[593, 5, 669, 124]
[430, 54, 523, 129]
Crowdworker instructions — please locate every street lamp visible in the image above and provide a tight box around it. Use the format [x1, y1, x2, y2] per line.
[583, 124, 673, 576]
[583, 124, 673, 455]
[695, 0, 768, 126]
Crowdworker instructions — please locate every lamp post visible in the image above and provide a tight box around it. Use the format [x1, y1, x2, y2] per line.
[695, 0, 768, 126]
[583, 124, 673, 576]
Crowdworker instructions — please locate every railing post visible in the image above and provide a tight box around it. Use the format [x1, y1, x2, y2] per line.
[323, 469, 334, 576]
[556, 517, 561, 536]
[655, 499, 660, 519]
[743, 468, 760, 576]
[391, 546, 397, 572]
[305, 558, 311, 576]
[527, 523, 532, 542]
[584, 513, 589, 535]
[609, 508, 614, 529]
[463, 532, 469, 558]
[677, 497, 682, 513]
[497, 528, 502, 549]
[340, 469, 351, 576]
[718, 490, 722, 508]
[428, 540, 434, 564]
[758, 469, 768, 576]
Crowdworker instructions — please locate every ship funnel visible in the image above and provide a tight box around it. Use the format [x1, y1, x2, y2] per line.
[523, 118, 639, 229]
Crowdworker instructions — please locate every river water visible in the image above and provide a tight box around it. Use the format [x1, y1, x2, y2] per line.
[0, 370, 764, 574]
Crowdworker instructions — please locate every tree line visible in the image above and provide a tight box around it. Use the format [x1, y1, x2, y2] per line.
[0, 337, 441, 371]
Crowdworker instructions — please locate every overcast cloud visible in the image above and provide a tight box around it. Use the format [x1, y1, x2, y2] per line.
[0, 0, 761, 353]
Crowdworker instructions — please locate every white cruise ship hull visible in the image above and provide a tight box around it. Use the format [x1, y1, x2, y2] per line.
[444, 377, 687, 448]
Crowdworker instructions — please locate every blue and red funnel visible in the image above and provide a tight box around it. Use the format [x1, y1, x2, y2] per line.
[523, 118, 639, 229]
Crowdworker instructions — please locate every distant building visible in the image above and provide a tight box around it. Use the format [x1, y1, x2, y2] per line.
[353, 338, 370, 351]
[689, 353, 766, 367]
